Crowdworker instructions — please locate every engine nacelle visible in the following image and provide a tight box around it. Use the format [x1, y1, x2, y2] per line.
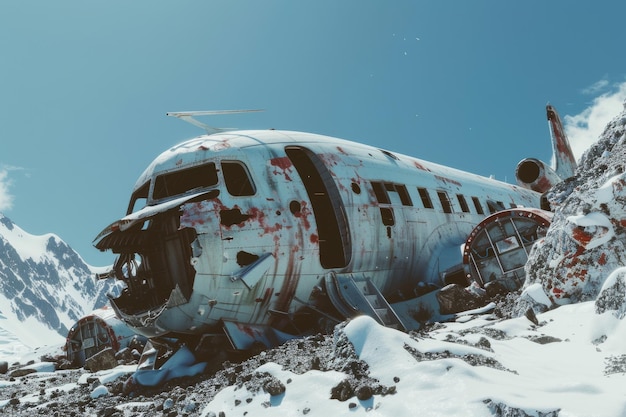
[515, 158, 562, 193]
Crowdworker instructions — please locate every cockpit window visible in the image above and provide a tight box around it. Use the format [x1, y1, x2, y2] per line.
[153, 162, 218, 200]
[222, 161, 256, 196]
[128, 181, 150, 214]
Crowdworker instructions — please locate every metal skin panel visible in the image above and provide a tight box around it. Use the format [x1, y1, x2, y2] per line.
[95, 129, 542, 339]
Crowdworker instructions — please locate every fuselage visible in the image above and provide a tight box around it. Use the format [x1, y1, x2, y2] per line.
[95, 129, 541, 338]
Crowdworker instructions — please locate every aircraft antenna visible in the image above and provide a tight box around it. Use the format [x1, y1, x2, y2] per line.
[166, 109, 264, 134]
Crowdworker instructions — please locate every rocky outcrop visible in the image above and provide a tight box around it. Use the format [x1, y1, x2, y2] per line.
[518, 102, 626, 313]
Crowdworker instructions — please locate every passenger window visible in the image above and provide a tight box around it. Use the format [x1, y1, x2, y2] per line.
[222, 161, 256, 196]
[437, 191, 453, 213]
[372, 182, 412, 206]
[396, 185, 413, 206]
[371, 181, 390, 204]
[472, 196, 484, 214]
[418, 188, 433, 209]
[153, 162, 218, 200]
[457, 194, 470, 213]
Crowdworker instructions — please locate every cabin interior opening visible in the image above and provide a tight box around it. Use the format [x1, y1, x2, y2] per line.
[285, 146, 351, 269]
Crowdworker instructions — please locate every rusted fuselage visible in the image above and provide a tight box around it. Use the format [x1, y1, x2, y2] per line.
[94, 130, 542, 339]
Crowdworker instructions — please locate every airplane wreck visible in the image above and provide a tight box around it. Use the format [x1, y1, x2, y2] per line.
[91, 105, 574, 369]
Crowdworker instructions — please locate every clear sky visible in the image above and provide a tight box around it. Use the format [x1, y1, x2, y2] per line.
[1, 1, 626, 266]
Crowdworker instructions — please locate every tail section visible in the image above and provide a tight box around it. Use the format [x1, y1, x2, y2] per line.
[546, 104, 577, 179]
[515, 104, 577, 193]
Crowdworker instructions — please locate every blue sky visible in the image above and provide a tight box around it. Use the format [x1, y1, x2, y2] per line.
[1, 1, 626, 266]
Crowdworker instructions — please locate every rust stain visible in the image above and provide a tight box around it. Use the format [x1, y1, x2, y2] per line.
[273, 250, 302, 315]
[434, 175, 462, 187]
[571, 227, 594, 247]
[270, 156, 294, 181]
[413, 161, 431, 171]
[319, 152, 341, 167]
[293, 200, 312, 231]
[248, 207, 283, 235]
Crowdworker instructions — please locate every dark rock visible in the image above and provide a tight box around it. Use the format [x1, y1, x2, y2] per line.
[85, 348, 117, 372]
[525, 308, 539, 325]
[529, 335, 562, 345]
[437, 284, 488, 315]
[330, 379, 353, 401]
[9, 368, 36, 378]
[355, 384, 373, 401]
[263, 377, 285, 396]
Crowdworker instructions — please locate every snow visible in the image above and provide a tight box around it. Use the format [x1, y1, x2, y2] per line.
[90, 385, 110, 399]
[521, 283, 552, 308]
[0, 216, 58, 263]
[195, 306, 626, 417]
[7, 299, 626, 415]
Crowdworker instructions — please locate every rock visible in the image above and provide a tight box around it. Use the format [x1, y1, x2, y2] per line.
[595, 267, 626, 317]
[330, 379, 353, 401]
[437, 283, 488, 315]
[0, 361, 8, 374]
[520, 106, 626, 311]
[84, 348, 117, 372]
[9, 368, 36, 378]
[355, 384, 373, 401]
[263, 377, 286, 396]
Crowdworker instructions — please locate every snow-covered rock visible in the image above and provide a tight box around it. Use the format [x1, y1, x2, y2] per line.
[520, 102, 626, 310]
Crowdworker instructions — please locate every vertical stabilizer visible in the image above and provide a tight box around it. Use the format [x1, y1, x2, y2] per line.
[547, 104, 577, 179]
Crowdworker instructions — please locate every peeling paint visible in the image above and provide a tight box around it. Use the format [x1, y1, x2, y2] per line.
[270, 157, 294, 181]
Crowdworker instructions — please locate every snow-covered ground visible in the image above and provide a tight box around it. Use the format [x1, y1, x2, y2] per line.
[201, 304, 626, 417]
[2, 296, 626, 416]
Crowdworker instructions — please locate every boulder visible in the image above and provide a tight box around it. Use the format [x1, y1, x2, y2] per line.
[84, 347, 118, 372]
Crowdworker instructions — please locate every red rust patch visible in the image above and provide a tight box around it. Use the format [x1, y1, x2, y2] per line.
[571, 227, 593, 247]
[434, 175, 462, 187]
[270, 157, 294, 181]
[293, 201, 313, 231]
[413, 161, 431, 171]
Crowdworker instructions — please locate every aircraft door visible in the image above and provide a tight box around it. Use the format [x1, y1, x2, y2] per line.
[285, 146, 351, 269]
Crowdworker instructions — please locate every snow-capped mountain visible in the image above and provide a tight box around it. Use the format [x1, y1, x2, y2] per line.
[0, 214, 112, 349]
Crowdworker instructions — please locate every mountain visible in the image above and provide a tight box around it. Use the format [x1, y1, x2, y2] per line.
[0, 214, 112, 349]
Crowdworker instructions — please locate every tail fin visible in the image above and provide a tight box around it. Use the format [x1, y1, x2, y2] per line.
[546, 104, 577, 179]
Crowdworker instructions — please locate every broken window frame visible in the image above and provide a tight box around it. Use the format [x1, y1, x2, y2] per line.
[127, 181, 150, 215]
[152, 162, 219, 201]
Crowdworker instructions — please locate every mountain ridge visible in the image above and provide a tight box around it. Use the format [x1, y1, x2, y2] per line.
[0, 213, 112, 347]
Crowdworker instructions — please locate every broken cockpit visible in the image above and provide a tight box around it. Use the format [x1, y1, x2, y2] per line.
[94, 158, 257, 333]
